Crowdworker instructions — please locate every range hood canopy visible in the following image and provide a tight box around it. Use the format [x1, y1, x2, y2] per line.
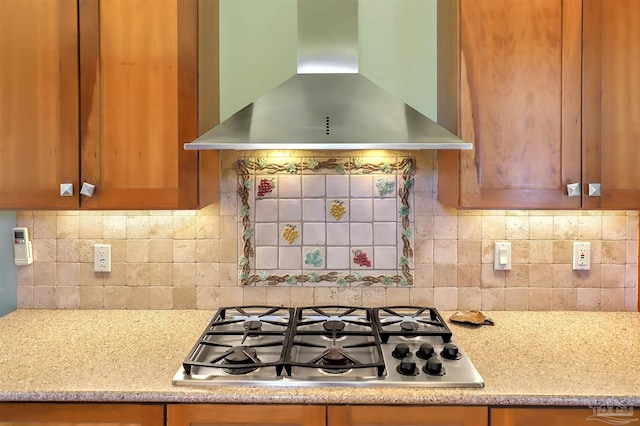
[185, 0, 471, 151]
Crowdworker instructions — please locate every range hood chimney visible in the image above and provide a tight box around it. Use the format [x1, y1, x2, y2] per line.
[184, 0, 471, 151]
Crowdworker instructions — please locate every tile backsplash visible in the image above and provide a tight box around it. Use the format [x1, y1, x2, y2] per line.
[237, 157, 415, 288]
[15, 151, 639, 311]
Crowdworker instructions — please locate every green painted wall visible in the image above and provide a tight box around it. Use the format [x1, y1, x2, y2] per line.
[219, 0, 297, 121]
[219, 0, 438, 121]
[0, 212, 17, 317]
[359, 0, 438, 120]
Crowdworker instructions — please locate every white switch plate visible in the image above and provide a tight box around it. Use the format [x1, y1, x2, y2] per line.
[494, 242, 512, 271]
[94, 244, 111, 272]
[573, 241, 590, 270]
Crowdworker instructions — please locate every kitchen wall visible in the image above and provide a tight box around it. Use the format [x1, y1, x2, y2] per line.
[0, 212, 17, 316]
[9, 0, 640, 311]
[14, 151, 639, 311]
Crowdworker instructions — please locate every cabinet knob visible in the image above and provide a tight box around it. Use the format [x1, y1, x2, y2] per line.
[80, 182, 96, 197]
[566, 183, 581, 197]
[588, 183, 602, 197]
[60, 183, 73, 197]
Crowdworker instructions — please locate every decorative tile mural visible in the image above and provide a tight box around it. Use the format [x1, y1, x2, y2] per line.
[237, 157, 415, 287]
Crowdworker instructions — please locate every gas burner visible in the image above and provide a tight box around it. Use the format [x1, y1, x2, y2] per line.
[400, 321, 419, 332]
[399, 321, 421, 338]
[323, 320, 346, 333]
[319, 348, 353, 374]
[220, 346, 260, 375]
[243, 320, 263, 336]
[321, 320, 348, 342]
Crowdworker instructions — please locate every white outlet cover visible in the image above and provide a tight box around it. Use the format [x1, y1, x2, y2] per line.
[573, 241, 591, 270]
[94, 244, 111, 273]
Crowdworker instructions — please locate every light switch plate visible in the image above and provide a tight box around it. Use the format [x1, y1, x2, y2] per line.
[494, 242, 512, 271]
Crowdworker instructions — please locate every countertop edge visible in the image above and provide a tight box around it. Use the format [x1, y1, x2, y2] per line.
[1, 391, 639, 407]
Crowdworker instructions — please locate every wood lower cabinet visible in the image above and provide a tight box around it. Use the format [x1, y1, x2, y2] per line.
[328, 406, 488, 426]
[0, 0, 219, 210]
[491, 407, 620, 425]
[0, 403, 163, 426]
[167, 404, 326, 426]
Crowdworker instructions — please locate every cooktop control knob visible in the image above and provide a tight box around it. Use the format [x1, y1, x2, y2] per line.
[416, 343, 435, 359]
[397, 356, 419, 376]
[441, 343, 462, 360]
[423, 357, 445, 376]
[392, 343, 411, 359]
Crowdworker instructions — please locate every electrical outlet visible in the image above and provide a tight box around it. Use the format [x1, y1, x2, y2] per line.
[572, 241, 590, 270]
[94, 244, 111, 273]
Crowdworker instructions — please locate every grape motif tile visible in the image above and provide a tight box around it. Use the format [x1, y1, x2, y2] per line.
[237, 157, 415, 287]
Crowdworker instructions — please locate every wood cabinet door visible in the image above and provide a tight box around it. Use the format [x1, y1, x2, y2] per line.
[328, 406, 488, 426]
[0, 0, 80, 209]
[582, 0, 640, 209]
[79, 0, 219, 210]
[0, 403, 163, 426]
[491, 407, 627, 426]
[438, 0, 582, 209]
[167, 404, 326, 426]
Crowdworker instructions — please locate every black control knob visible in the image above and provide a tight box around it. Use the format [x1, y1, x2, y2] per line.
[397, 356, 418, 376]
[441, 343, 462, 360]
[423, 357, 444, 376]
[392, 343, 411, 359]
[416, 343, 435, 359]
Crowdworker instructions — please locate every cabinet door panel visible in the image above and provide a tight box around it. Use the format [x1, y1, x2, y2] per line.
[438, 0, 582, 209]
[167, 404, 325, 426]
[0, 403, 163, 426]
[80, 0, 210, 209]
[328, 405, 487, 426]
[491, 407, 615, 426]
[583, 0, 640, 209]
[0, 0, 80, 209]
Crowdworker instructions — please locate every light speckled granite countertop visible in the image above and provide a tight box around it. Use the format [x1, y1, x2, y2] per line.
[0, 310, 638, 406]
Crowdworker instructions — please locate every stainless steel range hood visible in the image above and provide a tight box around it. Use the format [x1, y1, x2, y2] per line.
[185, 0, 471, 151]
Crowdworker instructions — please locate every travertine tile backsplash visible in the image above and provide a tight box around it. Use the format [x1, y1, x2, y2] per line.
[15, 151, 639, 311]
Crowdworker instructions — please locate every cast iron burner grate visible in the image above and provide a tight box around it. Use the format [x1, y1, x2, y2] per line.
[182, 306, 293, 376]
[373, 306, 453, 343]
[284, 306, 386, 377]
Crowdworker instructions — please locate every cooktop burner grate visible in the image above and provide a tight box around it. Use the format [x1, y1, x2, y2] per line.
[284, 306, 386, 377]
[374, 306, 453, 343]
[182, 306, 293, 376]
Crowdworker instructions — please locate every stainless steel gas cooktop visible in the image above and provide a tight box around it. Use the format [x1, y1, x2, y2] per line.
[173, 305, 484, 388]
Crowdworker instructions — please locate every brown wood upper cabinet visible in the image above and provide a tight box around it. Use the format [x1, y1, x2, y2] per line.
[0, 0, 219, 210]
[582, 0, 640, 209]
[437, 0, 640, 210]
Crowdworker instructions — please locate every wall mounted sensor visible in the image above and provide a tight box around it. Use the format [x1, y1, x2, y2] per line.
[12, 227, 33, 266]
